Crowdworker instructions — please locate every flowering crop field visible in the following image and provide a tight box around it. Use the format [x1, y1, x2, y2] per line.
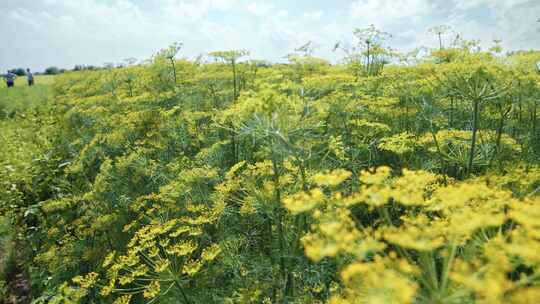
[1, 45, 540, 304]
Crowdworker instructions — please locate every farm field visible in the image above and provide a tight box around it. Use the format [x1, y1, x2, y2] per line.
[0, 75, 55, 114]
[0, 45, 540, 304]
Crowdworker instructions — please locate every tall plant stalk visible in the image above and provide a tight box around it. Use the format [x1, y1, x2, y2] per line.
[467, 98, 480, 175]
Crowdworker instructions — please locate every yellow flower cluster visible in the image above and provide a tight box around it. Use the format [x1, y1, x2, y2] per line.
[72, 272, 99, 289]
[378, 132, 418, 155]
[337, 255, 418, 304]
[284, 164, 540, 302]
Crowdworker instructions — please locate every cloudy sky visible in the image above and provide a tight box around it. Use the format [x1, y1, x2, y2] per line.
[1, 0, 539, 72]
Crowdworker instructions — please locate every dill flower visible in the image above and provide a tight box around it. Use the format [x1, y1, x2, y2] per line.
[378, 132, 418, 155]
[72, 272, 99, 289]
[329, 135, 348, 161]
[359, 166, 391, 185]
[113, 295, 132, 304]
[183, 259, 203, 276]
[201, 244, 221, 261]
[166, 240, 198, 256]
[169, 226, 191, 237]
[154, 259, 171, 273]
[390, 169, 440, 206]
[118, 274, 135, 285]
[143, 280, 161, 299]
[102, 251, 116, 267]
[340, 257, 418, 304]
[384, 225, 446, 251]
[312, 169, 352, 186]
[283, 188, 325, 214]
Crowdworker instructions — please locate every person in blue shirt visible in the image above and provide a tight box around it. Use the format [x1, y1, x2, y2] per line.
[4, 71, 17, 88]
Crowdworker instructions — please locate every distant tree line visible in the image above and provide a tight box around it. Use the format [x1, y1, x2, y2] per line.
[73, 65, 101, 71]
[7, 68, 27, 76]
[44, 67, 67, 75]
[6, 67, 65, 76]
[5, 65, 106, 77]
[5, 58, 140, 76]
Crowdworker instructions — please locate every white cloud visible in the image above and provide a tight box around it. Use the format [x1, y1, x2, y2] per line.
[8, 8, 40, 28]
[348, 0, 540, 53]
[247, 2, 273, 16]
[350, 0, 434, 26]
[209, 0, 239, 10]
[277, 10, 289, 18]
[453, 0, 531, 10]
[303, 10, 324, 20]
[162, 0, 238, 21]
[0, 0, 538, 72]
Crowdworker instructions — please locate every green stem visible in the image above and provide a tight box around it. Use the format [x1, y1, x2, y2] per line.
[379, 206, 414, 263]
[272, 156, 289, 299]
[378, 206, 436, 294]
[232, 59, 238, 101]
[170, 58, 177, 85]
[172, 276, 191, 304]
[467, 98, 480, 176]
[440, 240, 457, 292]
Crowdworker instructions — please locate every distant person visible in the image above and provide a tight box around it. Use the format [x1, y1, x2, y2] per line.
[27, 68, 34, 86]
[4, 71, 17, 88]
